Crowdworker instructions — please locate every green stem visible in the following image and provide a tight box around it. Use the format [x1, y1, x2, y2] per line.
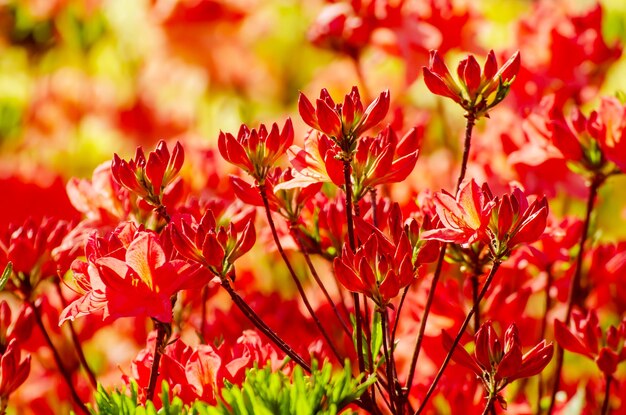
[414, 261, 502, 415]
[380, 310, 397, 414]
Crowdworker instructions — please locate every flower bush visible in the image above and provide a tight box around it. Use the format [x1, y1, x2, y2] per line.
[1, 0, 626, 414]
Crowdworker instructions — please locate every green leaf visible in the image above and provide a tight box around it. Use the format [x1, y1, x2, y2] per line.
[0, 262, 12, 291]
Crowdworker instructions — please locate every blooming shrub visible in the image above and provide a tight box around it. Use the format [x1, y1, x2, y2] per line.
[1, 0, 626, 414]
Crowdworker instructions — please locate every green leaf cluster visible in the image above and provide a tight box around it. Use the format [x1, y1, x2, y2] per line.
[91, 360, 374, 415]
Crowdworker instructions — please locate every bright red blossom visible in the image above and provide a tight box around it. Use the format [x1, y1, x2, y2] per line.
[421, 180, 495, 245]
[333, 229, 415, 308]
[0, 339, 31, 404]
[423, 49, 520, 116]
[555, 310, 626, 377]
[59, 222, 206, 324]
[351, 127, 420, 201]
[218, 119, 294, 183]
[111, 140, 184, 207]
[298, 86, 390, 148]
[170, 210, 255, 278]
[444, 321, 553, 408]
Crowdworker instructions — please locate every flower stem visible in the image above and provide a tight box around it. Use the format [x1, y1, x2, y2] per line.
[28, 300, 89, 414]
[54, 281, 98, 389]
[404, 245, 446, 401]
[221, 275, 312, 372]
[342, 159, 366, 375]
[547, 175, 602, 415]
[404, 110, 477, 409]
[380, 310, 397, 414]
[146, 319, 169, 402]
[258, 184, 344, 365]
[415, 260, 502, 415]
[536, 266, 554, 414]
[481, 393, 497, 415]
[456, 112, 476, 191]
[290, 226, 351, 337]
[601, 375, 612, 415]
[471, 273, 480, 332]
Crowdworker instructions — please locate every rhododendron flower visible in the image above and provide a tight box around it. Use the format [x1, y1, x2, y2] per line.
[444, 321, 553, 408]
[170, 210, 255, 278]
[555, 310, 626, 377]
[126, 333, 226, 405]
[423, 49, 520, 117]
[550, 98, 626, 179]
[421, 180, 495, 245]
[218, 119, 294, 184]
[231, 168, 322, 223]
[0, 338, 31, 409]
[0, 218, 72, 299]
[592, 97, 626, 174]
[59, 222, 206, 324]
[488, 187, 548, 258]
[287, 130, 345, 187]
[111, 140, 184, 207]
[351, 127, 420, 201]
[308, 2, 371, 56]
[333, 231, 415, 308]
[298, 86, 390, 149]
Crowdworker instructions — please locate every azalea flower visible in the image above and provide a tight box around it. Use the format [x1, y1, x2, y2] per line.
[59, 222, 206, 324]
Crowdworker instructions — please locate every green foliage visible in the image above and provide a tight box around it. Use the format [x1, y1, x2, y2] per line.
[0, 262, 12, 291]
[90, 381, 185, 415]
[195, 360, 374, 415]
[90, 361, 373, 415]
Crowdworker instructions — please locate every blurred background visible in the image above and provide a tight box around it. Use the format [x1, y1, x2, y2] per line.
[1, 0, 626, 231]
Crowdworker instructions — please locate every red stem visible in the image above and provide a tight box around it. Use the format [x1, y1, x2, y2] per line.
[221, 276, 312, 372]
[55, 282, 98, 389]
[547, 175, 602, 414]
[28, 300, 89, 414]
[146, 320, 168, 402]
[414, 261, 502, 415]
[258, 184, 344, 365]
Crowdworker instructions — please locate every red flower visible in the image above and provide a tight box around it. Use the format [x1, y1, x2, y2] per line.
[488, 187, 548, 258]
[423, 49, 520, 116]
[298, 86, 390, 148]
[111, 140, 184, 208]
[170, 210, 256, 278]
[0, 217, 72, 300]
[595, 97, 626, 174]
[421, 180, 495, 245]
[287, 130, 345, 187]
[231, 168, 322, 223]
[333, 230, 415, 308]
[444, 321, 553, 408]
[0, 339, 31, 403]
[554, 310, 626, 377]
[59, 222, 205, 324]
[218, 119, 294, 184]
[352, 127, 420, 201]
[550, 97, 626, 178]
